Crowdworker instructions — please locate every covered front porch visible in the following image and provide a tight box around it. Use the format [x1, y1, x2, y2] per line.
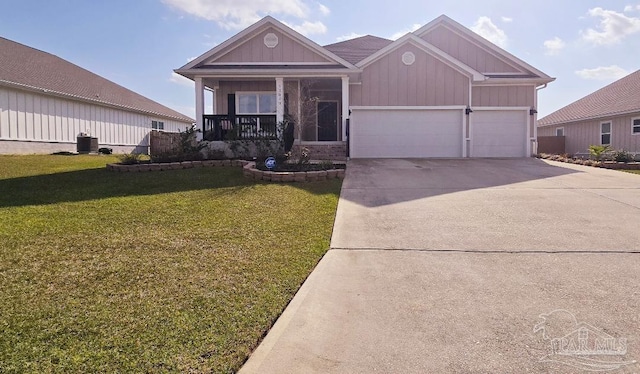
[194, 76, 350, 146]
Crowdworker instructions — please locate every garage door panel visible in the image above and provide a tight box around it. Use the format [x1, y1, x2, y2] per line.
[471, 110, 527, 158]
[351, 109, 462, 158]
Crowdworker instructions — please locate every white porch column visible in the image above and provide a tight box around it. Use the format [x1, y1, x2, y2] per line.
[341, 76, 349, 141]
[276, 77, 284, 124]
[211, 88, 217, 115]
[195, 77, 204, 139]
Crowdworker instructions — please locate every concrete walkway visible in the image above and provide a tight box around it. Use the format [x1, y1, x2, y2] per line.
[240, 159, 640, 373]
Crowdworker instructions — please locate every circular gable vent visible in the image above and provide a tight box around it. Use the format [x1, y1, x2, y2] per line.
[264, 33, 279, 48]
[402, 51, 416, 66]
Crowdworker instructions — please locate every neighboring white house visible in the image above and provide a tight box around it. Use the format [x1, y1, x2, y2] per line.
[0, 36, 194, 154]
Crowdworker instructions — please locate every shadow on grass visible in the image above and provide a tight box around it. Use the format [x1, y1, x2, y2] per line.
[0, 167, 341, 208]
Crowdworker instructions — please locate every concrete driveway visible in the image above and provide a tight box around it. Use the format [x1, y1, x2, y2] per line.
[241, 159, 640, 373]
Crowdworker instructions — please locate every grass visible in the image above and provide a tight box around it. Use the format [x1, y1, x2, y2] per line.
[0, 154, 342, 373]
[624, 170, 640, 175]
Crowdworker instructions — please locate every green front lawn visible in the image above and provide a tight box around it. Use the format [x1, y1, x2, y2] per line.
[0, 155, 341, 373]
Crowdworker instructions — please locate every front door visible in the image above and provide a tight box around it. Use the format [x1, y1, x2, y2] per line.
[317, 101, 338, 141]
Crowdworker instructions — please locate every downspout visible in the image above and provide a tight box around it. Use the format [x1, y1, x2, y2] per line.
[532, 83, 548, 155]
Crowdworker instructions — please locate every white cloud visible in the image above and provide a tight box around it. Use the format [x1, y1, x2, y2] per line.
[471, 16, 508, 48]
[336, 32, 365, 42]
[283, 20, 327, 35]
[501, 16, 513, 23]
[318, 3, 330, 16]
[581, 7, 640, 45]
[575, 65, 630, 80]
[389, 23, 422, 40]
[544, 37, 566, 55]
[162, 0, 310, 30]
[624, 4, 640, 12]
[169, 72, 194, 87]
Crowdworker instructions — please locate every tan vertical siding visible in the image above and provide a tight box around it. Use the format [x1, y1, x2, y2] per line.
[472, 86, 534, 107]
[355, 43, 469, 106]
[215, 27, 330, 63]
[216, 81, 277, 114]
[421, 26, 520, 73]
[538, 113, 640, 155]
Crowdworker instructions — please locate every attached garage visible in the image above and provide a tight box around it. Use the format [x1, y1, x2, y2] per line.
[349, 109, 464, 158]
[470, 110, 529, 157]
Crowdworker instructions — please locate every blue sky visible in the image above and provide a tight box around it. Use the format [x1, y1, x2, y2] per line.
[1, 0, 639, 118]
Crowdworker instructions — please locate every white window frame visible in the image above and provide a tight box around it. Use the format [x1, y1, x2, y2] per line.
[236, 92, 277, 131]
[555, 127, 564, 136]
[152, 120, 164, 131]
[600, 121, 611, 145]
[632, 117, 640, 135]
[236, 92, 277, 115]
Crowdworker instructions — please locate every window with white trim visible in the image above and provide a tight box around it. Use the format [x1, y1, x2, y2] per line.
[633, 118, 640, 134]
[556, 127, 564, 136]
[237, 92, 276, 114]
[152, 120, 164, 130]
[601, 122, 611, 145]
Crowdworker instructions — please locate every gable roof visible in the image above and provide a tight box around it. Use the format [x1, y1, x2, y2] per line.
[356, 33, 485, 82]
[324, 35, 393, 65]
[178, 16, 357, 74]
[414, 15, 554, 82]
[0, 37, 193, 123]
[539, 70, 640, 126]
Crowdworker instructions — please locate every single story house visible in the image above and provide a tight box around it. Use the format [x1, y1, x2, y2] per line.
[175, 15, 553, 159]
[0, 37, 194, 154]
[538, 70, 640, 155]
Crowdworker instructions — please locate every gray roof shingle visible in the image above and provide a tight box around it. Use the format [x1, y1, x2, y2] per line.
[539, 70, 640, 126]
[324, 35, 393, 65]
[0, 37, 193, 123]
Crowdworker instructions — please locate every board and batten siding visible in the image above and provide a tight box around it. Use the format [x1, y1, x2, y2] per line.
[215, 81, 277, 115]
[351, 44, 470, 107]
[214, 27, 331, 64]
[538, 113, 640, 155]
[420, 26, 520, 73]
[471, 86, 535, 107]
[0, 86, 187, 154]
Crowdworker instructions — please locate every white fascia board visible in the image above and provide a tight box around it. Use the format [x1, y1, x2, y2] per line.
[174, 68, 359, 78]
[470, 106, 530, 111]
[474, 77, 555, 86]
[350, 105, 466, 110]
[414, 16, 553, 80]
[179, 16, 358, 71]
[356, 34, 485, 82]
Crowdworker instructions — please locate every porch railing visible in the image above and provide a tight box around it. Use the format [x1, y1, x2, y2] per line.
[203, 115, 277, 141]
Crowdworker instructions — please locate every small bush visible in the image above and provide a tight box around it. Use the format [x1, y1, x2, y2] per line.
[318, 160, 335, 170]
[612, 149, 633, 163]
[588, 145, 611, 161]
[118, 153, 144, 165]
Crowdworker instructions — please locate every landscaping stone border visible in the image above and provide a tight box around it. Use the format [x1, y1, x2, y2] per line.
[106, 160, 249, 172]
[106, 160, 346, 182]
[241, 162, 345, 182]
[537, 155, 640, 170]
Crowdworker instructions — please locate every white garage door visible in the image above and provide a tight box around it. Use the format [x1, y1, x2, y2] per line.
[350, 109, 463, 158]
[470, 110, 528, 157]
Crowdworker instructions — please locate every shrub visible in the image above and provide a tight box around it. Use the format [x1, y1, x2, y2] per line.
[588, 145, 611, 161]
[150, 126, 206, 163]
[612, 149, 633, 163]
[118, 153, 144, 165]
